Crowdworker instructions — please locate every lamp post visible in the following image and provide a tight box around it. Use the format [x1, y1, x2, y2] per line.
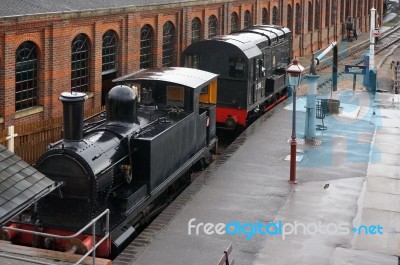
[286, 57, 305, 184]
[370, 7, 376, 71]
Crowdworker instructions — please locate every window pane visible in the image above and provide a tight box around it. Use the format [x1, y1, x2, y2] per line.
[208, 15, 218, 38]
[192, 18, 202, 43]
[140, 25, 153, 69]
[71, 34, 90, 92]
[162, 22, 175, 67]
[231, 12, 239, 32]
[15, 41, 38, 111]
[244, 11, 251, 28]
[102, 30, 118, 73]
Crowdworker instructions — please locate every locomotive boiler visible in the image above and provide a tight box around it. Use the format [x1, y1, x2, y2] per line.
[1, 67, 218, 257]
[183, 24, 292, 130]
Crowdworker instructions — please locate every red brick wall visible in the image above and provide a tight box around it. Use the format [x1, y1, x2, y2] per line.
[0, 0, 383, 129]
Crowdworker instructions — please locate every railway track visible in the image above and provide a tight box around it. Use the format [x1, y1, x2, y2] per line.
[307, 25, 400, 95]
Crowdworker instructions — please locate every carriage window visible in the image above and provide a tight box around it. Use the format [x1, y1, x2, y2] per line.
[254, 59, 259, 81]
[229, 57, 246, 78]
[265, 54, 271, 71]
[200, 86, 208, 94]
[281, 50, 289, 65]
[186, 54, 200, 69]
[167, 86, 184, 106]
[131, 84, 141, 103]
[258, 59, 265, 78]
[141, 87, 154, 105]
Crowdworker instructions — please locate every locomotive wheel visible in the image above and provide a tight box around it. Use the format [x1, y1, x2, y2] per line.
[193, 158, 206, 171]
[65, 238, 88, 255]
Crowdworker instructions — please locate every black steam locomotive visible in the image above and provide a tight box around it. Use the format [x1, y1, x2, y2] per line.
[4, 67, 218, 257]
[183, 25, 292, 130]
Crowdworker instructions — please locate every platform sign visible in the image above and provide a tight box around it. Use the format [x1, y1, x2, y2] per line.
[344, 65, 367, 91]
[345, 65, 367, 75]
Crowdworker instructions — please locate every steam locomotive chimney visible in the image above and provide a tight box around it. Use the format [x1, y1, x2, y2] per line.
[59, 92, 88, 141]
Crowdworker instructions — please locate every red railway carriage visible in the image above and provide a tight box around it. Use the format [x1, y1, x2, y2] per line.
[183, 25, 292, 130]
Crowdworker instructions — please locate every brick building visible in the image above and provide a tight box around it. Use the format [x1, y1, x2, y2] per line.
[0, 0, 384, 129]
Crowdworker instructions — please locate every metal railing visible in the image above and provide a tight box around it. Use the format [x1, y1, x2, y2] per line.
[1, 209, 110, 265]
[217, 244, 234, 265]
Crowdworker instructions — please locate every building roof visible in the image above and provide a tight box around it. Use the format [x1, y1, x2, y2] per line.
[0, 0, 197, 18]
[0, 145, 58, 226]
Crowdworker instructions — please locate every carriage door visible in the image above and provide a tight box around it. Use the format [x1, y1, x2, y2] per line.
[251, 59, 257, 104]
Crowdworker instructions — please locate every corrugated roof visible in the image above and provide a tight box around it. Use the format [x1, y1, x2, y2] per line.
[0, 145, 58, 226]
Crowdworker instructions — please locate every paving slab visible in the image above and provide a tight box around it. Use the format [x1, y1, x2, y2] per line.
[362, 190, 400, 212]
[330, 247, 397, 265]
[353, 208, 400, 256]
[370, 153, 400, 166]
[367, 175, 400, 194]
[367, 163, 400, 179]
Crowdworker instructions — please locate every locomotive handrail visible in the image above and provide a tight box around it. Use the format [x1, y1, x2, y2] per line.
[2, 208, 110, 265]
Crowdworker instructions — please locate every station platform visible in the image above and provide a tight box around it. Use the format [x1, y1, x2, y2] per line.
[113, 28, 400, 265]
[1, 12, 399, 265]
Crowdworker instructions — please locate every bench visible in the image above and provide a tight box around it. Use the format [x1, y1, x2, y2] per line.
[316, 100, 327, 131]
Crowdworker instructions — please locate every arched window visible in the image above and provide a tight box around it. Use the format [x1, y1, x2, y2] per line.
[325, 0, 330, 27]
[308, 1, 313, 31]
[272, 6, 279, 25]
[102, 30, 118, 74]
[332, 0, 337, 25]
[162, 22, 175, 67]
[244, 10, 251, 28]
[15, 41, 38, 111]
[191, 18, 202, 43]
[353, 0, 357, 18]
[262, 8, 269, 25]
[357, 0, 362, 17]
[315, 0, 320, 30]
[71, 34, 89, 93]
[231, 12, 239, 32]
[140, 25, 154, 69]
[340, 0, 344, 22]
[208, 15, 218, 38]
[287, 5, 293, 31]
[345, 1, 351, 19]
[295, 3, 302, 34]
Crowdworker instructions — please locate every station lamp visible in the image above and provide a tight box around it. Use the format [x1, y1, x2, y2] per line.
[286, 57, 305, 184]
